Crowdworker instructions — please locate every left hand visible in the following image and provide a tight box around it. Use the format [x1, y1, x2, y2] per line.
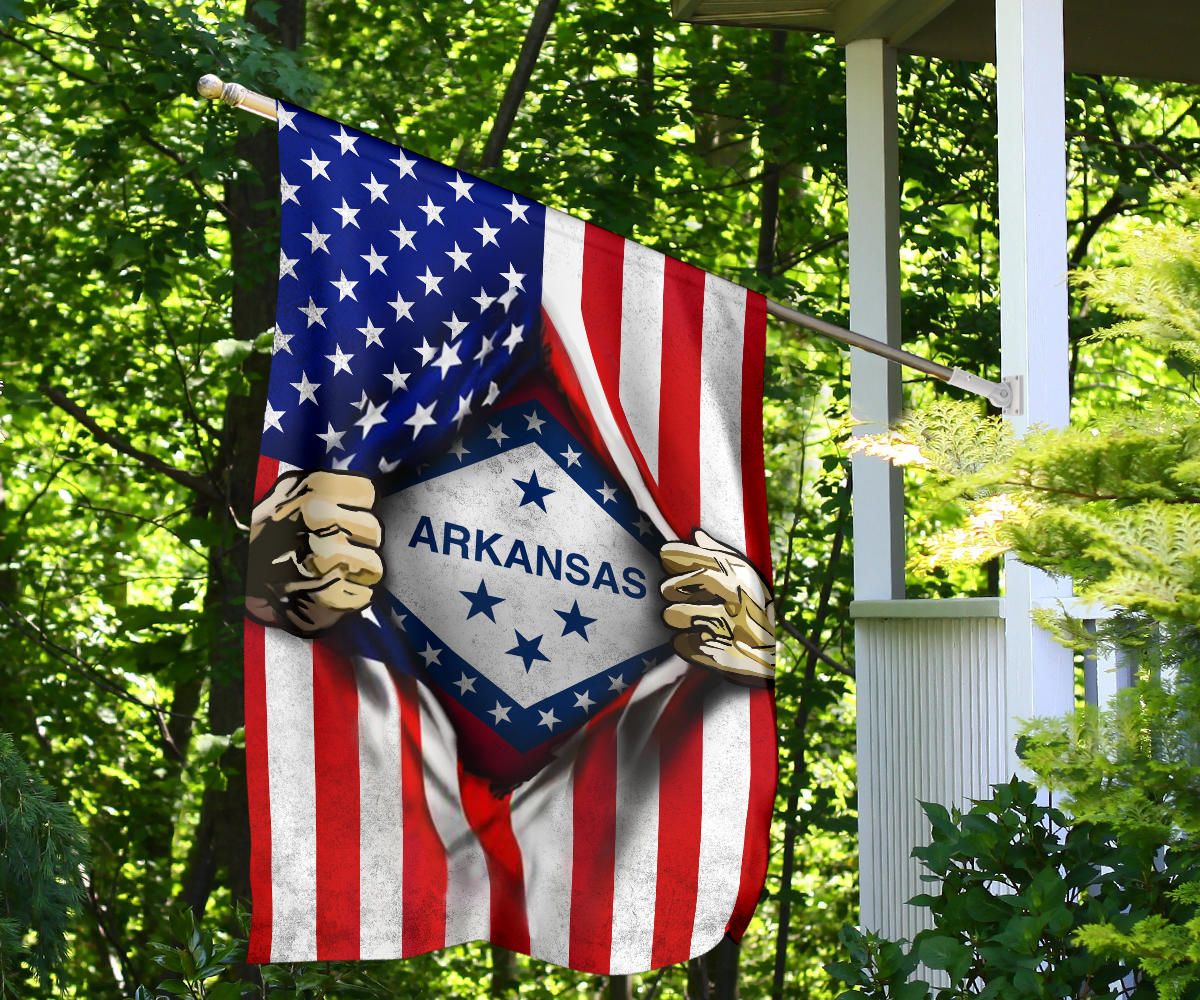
[658, 529, 776, 682]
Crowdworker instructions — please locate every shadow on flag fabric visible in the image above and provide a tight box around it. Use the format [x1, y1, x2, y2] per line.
[243, 101, 777, 974]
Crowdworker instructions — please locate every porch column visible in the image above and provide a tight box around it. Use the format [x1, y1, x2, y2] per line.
[846, 38, 904, 601]
[995, 0, 1075, 767]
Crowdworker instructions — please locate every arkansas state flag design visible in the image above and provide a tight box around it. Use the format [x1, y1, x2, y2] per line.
[243, 101, 777, 974]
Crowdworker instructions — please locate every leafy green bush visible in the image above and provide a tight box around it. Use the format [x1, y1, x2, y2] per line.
[0, 731, 87, 997]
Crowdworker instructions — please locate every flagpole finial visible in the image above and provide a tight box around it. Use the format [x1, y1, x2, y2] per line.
[195, 75, 278, 121]
[197, 74, 226, 100]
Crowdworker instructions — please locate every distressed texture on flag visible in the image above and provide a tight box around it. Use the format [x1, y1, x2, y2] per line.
[243, 101, 776, 975]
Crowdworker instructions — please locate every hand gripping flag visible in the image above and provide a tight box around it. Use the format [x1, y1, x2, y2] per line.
[243, 102, 777, 974]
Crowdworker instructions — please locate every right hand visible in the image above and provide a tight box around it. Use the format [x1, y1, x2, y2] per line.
[245, 470, 384, 636]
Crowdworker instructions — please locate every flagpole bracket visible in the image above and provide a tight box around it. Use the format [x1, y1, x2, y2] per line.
[947, 369, 1023, 414]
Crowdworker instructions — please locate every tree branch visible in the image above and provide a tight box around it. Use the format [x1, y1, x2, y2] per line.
[39, 385, 221, 501]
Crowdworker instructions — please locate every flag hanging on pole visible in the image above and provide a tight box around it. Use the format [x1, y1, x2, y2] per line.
[243, 101, 777, 974]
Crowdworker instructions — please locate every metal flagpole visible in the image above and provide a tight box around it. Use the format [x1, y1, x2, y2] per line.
[196, 74, 1021, 413]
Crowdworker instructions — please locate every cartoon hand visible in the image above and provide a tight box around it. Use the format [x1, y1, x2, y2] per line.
[245, 470, 383, 637]
[659, 529, 776, 682]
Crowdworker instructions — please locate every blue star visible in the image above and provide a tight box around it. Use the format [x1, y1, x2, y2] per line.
[460, 578, 505, 622]
[505, 629, 550, 672]
[512, 469, 555, 511]
[555, 600, 597, 641]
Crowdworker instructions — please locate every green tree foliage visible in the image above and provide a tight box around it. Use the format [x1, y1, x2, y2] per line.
[0, 731, 87, 996]
[0, 0, 1197, 996]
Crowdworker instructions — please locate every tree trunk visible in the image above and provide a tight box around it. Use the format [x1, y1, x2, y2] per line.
[755, 32, 788, 277]
[181, 0, 306, 918]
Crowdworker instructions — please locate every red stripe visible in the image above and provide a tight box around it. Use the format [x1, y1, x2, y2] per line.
[245, 454, 278, 964]
[458, 767, 530, 953]
[740, 293, 772, 580]
[568, 712, 620, 972]
[244, 619, 273, 962]
[650, 668, 712, 967]
[657, 257, 705, 536]
[398, 674, 448, 955]
[580, 224, 626, 403]
[312, 641, 361, 959]
[725, 686, 779, 940]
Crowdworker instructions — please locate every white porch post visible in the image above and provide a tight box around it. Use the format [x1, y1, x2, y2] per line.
[846, 38, 904, 601]
[995, 0, 1075, 767]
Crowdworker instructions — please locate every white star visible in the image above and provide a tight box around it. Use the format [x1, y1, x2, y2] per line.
[280, 175, 300, 205]
[290, 371, 320, 405]
[316, 422, 345, 452]
[634, 515, 653, 536]
[447, 171, 475, 201]
[452, 391, 473, 428]
[276, 105, 298, 132]
[361, 606, 381, 628]
[357, 317, 385, 348]
[389, 291, 415, 322]
[301, 149, 330, 180]
[390, 220, 417, 251]
[454, 673, 477, 695]
[378, 456, 402, 473]
[502, 323, 525, 353]
[279, 250, 298, 279]
[432, 341, 462, 379]
[355, 398, 389, 439]
[443, 312, 469, 340]
[487, 422, 508, 445]
[562, 445, 582, 467]
[537, 708, 560, 731]
[473, 333, 495, 363]
[488, 702, 511, 725]
[391, 608, 408, 630]
[419, 643, 442, 668]
[445, 242, 472, 271]
[449, 438, 469, 461]
[414, 337, 438, 365]
[418, 196, 445, 226]
[303, 222, 331, 254]
[574, 689, 596, 713]
[498, 287, 519, 312]
[384, 364, 410, 392]
[472, 287, 497, 312]
[351, 389, 370, 411]
[360, 245, 388, 274]
[483, 381, 501, 407]
[361, 173, 389, 202]
[597, 483, 618, 504]
[474, 218, 500, 247]
[525, 411, 545, 433]
[608, 673, 628, 694]
[332, 197, 361, 229]
[298, 296, 327, 328]
[262, 401, 284, 433]
[500, 263, 526, 290]
[389, 151, 417, 180]
[330, 270, 358, 301]
[325, 344, 354, 375]
[416, 267, 444, 296]
[504, 194, 529, 223]
[405, 400, 438, 439]
[330, 453, 356, 470]
[331, 125, 359, 155]
[272, 326, 293, 355]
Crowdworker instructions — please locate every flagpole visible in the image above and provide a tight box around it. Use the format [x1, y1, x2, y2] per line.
[196, 74, 1020, 413]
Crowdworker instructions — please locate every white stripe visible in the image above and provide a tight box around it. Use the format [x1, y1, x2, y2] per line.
[689, 683, 752, 954]
[618, 241, 665, 482]
[541, 208, 676, 542]
[355, 657, 405, 959]
[609, 656, 689, 973]
[263, 626, 317, 961]
[509, 745, 576, 966]
[698, 276, 749, 551]
[416, 683, 490, 946]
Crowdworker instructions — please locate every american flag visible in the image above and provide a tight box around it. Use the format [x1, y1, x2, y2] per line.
[244, 101, 776, 974]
